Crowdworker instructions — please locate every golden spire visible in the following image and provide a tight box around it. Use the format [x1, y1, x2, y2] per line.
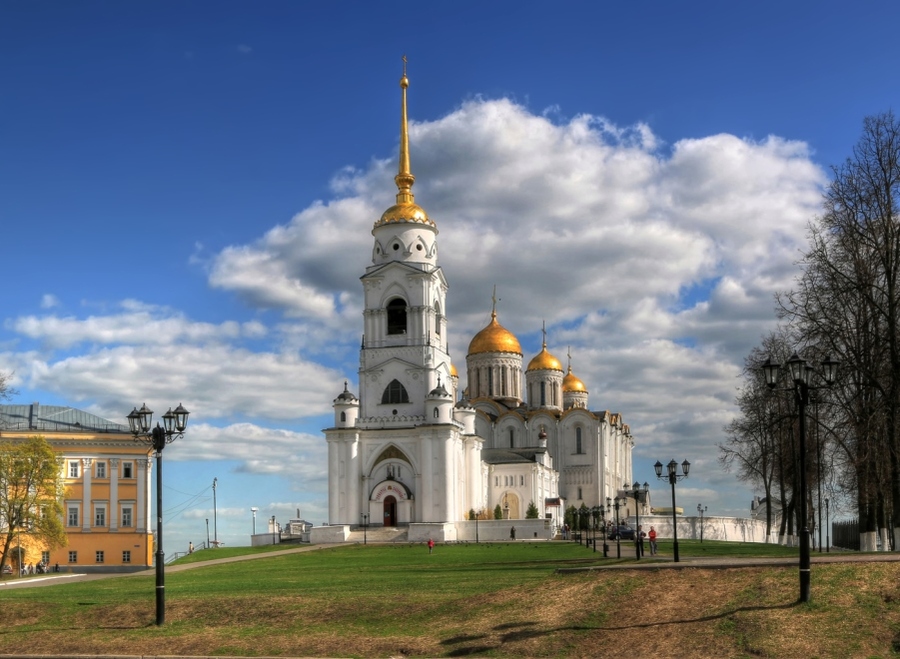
[395, 55, 415, 205]
[375, 56, 434, 229]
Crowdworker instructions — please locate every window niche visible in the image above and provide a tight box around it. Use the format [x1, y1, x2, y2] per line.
[381, 379, 410, 405]
[386, 298, 408, 335]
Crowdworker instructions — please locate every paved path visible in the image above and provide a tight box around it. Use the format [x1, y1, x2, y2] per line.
[0, 544, 337, 589]
[557, 549, 900, 572]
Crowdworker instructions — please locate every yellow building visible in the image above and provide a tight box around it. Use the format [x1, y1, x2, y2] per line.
[1, 403, 153, 572]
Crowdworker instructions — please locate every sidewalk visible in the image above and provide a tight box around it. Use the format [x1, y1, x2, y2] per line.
[556, 550, 900, 573]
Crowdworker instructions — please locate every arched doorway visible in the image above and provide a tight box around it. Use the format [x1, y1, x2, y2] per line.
[383, 496, 397, 527]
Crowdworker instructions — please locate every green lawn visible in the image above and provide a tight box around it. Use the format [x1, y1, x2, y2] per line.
[1, 540, 898, 658]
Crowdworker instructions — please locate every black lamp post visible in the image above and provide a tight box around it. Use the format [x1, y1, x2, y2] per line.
[825, 498, 830, 553]
[697, 504, 707, 543]
[624, 482, 650, 560]
[655, 459, 690, 562]
[607, 496, 623, 558]
[578, 506, 591, 547]
[592, 506, 606, 556]
[127, 402, 190, 626]
[763, 352, 838, 603]
[361, 512, 369, 545]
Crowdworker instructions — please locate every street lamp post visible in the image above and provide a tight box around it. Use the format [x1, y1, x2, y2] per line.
[697, 504, 708, 543]
[127, 402, 190, 626]
[250, 507, 258, 535]
[361, 512, 369, 545]
[825, 498, 830, 553]
[271, 515, 277, 545]
[585, 508, 591, 549]
[655, 459, 690, 563]
[624, 482, 650, 560]
[607, 496, 623, 558]
[212, 477, 218, 548]
[763, 352, 838, 603]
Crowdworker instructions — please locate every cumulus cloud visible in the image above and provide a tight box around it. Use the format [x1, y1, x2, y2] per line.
[3, 96, 828, 517]
[10, 341, 343, 423]
[198, 97, 825, 515]
[166, 422, 327, 482]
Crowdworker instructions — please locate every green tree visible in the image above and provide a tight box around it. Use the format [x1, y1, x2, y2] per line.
[564, 505, 577, 530]
[525, 501, 540, 519]
[0, 436, 67, 574]
[468, 508, 476, 521]
[493, 504, 503, 520]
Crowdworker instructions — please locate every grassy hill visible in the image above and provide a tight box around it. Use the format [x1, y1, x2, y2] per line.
[2, 540, 899, 658]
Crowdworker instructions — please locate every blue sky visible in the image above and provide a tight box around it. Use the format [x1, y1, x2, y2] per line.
[2, 1, 898, 552]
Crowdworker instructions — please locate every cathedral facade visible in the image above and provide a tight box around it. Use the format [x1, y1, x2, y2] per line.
[323, 66, 634, 536]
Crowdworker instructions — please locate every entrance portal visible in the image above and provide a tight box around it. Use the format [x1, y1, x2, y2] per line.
[383, 496, 397, 526]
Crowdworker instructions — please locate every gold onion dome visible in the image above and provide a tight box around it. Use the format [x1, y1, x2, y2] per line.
[468, 311, 522, 356]
[450, 363, 458, 378]
[563, 366, 588, 392]
[527, 344, 563, 372]
[374, 58, 436, 230]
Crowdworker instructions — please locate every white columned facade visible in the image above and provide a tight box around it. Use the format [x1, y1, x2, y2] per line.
[109, 458, 119, 531]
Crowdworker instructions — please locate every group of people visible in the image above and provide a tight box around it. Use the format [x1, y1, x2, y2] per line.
[21, 561, 55, 575]
[632, 525, 658, 556]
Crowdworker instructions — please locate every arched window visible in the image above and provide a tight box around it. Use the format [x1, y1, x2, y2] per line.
[386, 298, 407, 335]
[381, 379, 410, 405]
[540, 381, 546, 406]
[340, 411, 346, 422]
[434, 303, 442, 336]
[576, 427, 583, 454]
[433, 407, 439, 419]
[577, 487, 583, 500]
[509, 428, 515, 448]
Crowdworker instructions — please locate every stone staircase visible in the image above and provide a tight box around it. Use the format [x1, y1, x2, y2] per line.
[347, 526, 408, 543]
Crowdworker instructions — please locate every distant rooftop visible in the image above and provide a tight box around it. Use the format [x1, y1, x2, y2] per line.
[0, 402, 129, 433]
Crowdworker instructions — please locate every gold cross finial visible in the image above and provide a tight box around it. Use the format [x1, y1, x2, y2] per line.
[402, 54, 407, 77]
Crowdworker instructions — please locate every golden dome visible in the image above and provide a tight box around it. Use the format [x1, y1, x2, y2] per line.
[376, 202, 435, 228]
[563, 367, 587, 393]
[527, 345, 563, 372]
[450, 363, 458, 378]
[468, 312, 522, 355]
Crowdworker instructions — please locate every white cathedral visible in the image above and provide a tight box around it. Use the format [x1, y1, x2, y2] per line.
[322, 66, 635, 539]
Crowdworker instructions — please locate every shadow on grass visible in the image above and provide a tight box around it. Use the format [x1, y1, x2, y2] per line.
[440, 601, 799, 655]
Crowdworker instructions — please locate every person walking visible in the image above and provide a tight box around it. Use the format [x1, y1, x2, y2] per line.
[510, 526, 516, 540]
[648, 526, 658, 555]
[427, 538, 435, 554]
[636, 525, 645, 557]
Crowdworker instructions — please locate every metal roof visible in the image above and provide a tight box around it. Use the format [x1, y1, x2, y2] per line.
[0, 403, 129, 433]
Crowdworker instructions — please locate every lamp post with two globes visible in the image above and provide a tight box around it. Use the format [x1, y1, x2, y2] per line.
[127, 403, 189, 626]
[655, 459, 690, 562]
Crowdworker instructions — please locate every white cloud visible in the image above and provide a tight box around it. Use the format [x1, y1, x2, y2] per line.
[11, 302, 268, 349]
[40, 294, 59, 309]
[198, 100, 826, 482]
[3, 96, 829, 518]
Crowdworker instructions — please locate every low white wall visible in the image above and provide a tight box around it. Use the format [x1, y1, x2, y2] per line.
[309, 525, 350, 544]
[624, 515, 769, 543]
[408, 519, 553, 543]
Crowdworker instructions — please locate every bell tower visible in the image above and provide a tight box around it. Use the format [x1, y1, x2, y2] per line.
[358, 59, 453, 425]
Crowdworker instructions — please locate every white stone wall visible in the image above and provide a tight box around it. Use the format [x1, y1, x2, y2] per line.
[627, 515, 770, 543]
